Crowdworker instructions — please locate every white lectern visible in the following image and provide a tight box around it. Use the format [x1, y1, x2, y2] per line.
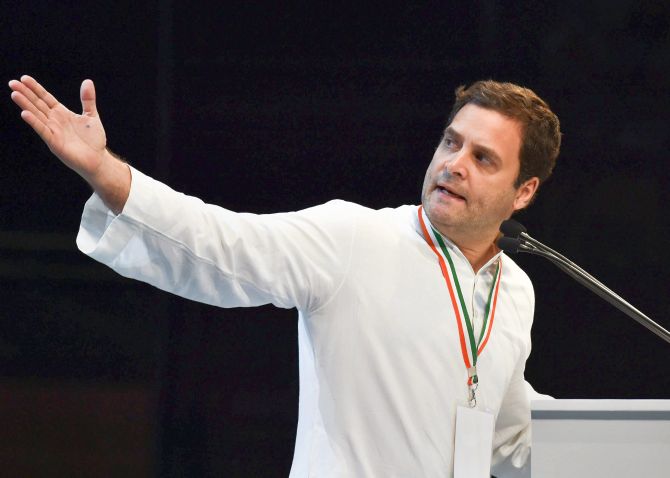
[531, 399, 670, 477]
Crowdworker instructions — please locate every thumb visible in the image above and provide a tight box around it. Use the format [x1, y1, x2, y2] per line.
[80, 79, 98, 117]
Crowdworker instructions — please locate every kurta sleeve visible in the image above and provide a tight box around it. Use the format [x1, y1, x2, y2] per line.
[76, 166, 356, 312]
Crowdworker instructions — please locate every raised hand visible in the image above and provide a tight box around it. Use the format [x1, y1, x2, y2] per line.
[9, 76, 130, 213]
[9, 75, 108, 178]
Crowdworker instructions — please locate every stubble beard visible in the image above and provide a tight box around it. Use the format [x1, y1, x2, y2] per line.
[423, 184, 515, 242]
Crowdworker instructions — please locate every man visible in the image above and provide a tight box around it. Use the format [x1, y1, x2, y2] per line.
[9, 75, 560, 477]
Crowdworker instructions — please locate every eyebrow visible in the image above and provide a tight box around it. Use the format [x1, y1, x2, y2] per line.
[443, 126, 502, 164]
[443, 126, 463, 142]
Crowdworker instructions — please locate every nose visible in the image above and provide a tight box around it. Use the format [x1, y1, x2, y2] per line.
[445, 149, 469, 178]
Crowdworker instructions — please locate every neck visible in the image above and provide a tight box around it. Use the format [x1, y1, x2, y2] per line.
[440, 228, 500, 273]
[455, 237, 499, 272]
[419, 206, 501, 273]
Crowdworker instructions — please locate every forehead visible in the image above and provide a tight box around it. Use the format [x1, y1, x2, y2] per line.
[448, 104, 523, 163]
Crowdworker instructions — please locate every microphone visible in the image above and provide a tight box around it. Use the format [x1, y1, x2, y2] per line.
[499, 219, 526, 238]
[497, 220, 670, 345]
[496, 236, 522, 254]
[501, 219, 585, 274]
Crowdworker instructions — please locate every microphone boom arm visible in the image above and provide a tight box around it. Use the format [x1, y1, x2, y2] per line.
[515, 240, 670, 345]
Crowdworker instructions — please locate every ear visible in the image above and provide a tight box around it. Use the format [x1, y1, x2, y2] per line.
[512, 177, 540, 211]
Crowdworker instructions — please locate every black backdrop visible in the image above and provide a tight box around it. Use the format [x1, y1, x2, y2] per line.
[2, 2, 669, 476]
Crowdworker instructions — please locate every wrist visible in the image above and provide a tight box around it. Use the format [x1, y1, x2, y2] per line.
[85, 149, 131, 214]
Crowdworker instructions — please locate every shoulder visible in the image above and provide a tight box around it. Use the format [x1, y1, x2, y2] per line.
[292, 200, 417, 229]
[284, 202, 421, 255]
[500, 252, 535, 306]
[299, 200, 414, 216]
[297, 199, 371, 217]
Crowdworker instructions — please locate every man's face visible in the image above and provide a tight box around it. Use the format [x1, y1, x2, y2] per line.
[421, 103, 538, 241]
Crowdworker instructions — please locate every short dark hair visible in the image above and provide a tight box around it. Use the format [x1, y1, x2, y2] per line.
[448, 80, 561, 187]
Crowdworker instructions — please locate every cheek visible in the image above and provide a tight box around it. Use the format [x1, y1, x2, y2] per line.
[478, 182, 517, 209]
[422, 168, 431, 189]
[496, 188, 521, 213]
[421, 159, 439, 193]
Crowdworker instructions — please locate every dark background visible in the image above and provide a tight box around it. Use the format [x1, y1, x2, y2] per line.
[1, 2, 669, 476]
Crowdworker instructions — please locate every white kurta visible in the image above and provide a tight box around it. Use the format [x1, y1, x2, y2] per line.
[77, 167, 539, 477]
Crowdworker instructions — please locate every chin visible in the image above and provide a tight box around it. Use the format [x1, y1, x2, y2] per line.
[424, 201, 452, 226]
[425, 191, 450, 213]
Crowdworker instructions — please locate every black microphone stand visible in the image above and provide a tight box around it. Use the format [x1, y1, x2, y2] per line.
[497, 224, 670, 346]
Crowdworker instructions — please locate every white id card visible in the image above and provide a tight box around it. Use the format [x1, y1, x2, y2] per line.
[454, 405, 494, 478]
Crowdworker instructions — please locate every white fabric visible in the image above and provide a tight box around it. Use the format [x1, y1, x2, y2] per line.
[77, 166, 539, 477]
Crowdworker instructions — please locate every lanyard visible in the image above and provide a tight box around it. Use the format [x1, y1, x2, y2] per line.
[418, 206, 502, 407]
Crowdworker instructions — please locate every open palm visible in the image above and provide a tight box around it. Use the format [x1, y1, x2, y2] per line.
[9, 75, 107, 179]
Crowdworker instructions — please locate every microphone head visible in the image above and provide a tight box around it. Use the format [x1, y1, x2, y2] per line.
[499, 219, 527, 238]
[496, 236, 522, 254]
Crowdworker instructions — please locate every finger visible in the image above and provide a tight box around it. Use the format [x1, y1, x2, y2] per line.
[10, 90, 49, 124]
[8, 79, 22, 91]
[11, 77, 56, 118]
[20, 110, 55, 145]
[80, 79, 98, 117]
[20, 75, 59, 109]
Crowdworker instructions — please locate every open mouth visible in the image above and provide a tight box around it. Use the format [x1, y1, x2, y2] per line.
[437, 185, 466, 201]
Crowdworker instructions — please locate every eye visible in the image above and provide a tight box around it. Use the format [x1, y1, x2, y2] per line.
[474, 152, 490, 164]
[443, 136, 457, 149]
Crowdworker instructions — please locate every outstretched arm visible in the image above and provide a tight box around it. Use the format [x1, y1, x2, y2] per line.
[9, 75, 130, 214]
